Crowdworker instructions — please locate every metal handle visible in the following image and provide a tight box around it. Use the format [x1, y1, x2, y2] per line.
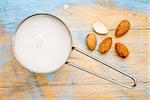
[66, 47, 137, 89]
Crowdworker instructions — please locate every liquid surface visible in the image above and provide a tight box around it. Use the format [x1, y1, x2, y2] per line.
[13, 14, 72, 73]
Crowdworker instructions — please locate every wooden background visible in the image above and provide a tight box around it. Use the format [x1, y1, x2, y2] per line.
[0, 0, 149, 100]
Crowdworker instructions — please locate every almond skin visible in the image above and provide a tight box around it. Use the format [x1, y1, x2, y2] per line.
[115, 43, 129, 58]
[99, 37, 112, 53]
[115, 20, 130, 37]
[86, 34, 97, 51]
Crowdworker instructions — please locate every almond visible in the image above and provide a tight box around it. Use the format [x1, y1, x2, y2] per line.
[115, 20, 130, 37]
[115, 43, 129, 58]
[93, 21, 108, 35]
[99, 37, 112, 53]
[86, 34, 97, 51]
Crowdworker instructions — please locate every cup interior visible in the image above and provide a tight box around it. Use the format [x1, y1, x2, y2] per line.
[12, 14, 72, 73]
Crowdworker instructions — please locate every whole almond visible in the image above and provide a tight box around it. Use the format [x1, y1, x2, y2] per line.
[115, 43, 129, 58]
[99, 37, 112, 53]
[86, 34, 97, 51]
[115, 20, 130, 37]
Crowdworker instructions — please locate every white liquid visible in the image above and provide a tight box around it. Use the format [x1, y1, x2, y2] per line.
[13, 14, 72, 73]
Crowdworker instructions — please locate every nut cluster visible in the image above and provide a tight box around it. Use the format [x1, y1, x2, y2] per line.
[86, 20, 130, 58]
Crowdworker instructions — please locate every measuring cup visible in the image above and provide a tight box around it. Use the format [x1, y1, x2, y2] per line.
[12, 13, 137, 89]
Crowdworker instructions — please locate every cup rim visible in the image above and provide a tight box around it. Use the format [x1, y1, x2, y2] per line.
[12, 13, 73, 74]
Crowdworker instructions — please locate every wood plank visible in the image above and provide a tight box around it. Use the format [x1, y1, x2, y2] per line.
[0, 2, 149, 99]
[52, 4, 150, 31]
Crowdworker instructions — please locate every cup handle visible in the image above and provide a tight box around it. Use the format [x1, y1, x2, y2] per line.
[66, 47, 137, 89]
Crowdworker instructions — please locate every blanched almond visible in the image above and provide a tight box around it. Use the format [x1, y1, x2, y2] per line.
[93, 21, 108, 35]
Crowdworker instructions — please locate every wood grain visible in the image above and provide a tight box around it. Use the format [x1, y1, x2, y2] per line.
[0, 1, 149, 100]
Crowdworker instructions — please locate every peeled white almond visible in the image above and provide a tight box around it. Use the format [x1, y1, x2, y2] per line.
[93, 21, 108, 35]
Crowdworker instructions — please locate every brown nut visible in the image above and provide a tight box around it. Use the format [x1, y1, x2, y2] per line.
[115, 43, 129, 58]
[115, 20, 130, 37]
[86, 34, 97, 51]
[99, 37, 112, 53]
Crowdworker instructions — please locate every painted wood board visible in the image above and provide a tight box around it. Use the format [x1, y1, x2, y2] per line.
[0, 0, 149, 100]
